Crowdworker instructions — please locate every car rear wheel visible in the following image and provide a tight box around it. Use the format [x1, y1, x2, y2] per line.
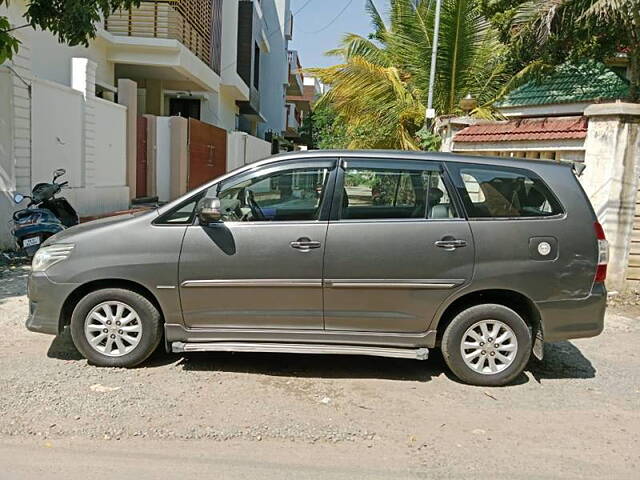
[441, 304, 532, 386]
[70, 288, 162, 367]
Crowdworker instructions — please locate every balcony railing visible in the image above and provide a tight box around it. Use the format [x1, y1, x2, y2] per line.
[105, 0, 216, 70]
[287, 50, 304, 96]
[286, 103, 301, 133]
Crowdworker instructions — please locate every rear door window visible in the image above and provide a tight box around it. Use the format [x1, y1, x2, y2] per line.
[451, 164, 563, 218]
[340, 164, 459, 220]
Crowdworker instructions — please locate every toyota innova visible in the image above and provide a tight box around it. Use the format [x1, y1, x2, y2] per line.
[26, 151, 607, 386]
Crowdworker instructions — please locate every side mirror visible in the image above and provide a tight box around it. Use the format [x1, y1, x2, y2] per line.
[196, 197, 223, 225]
[53, 168, 66, 180]
[13, 193, 24, 204]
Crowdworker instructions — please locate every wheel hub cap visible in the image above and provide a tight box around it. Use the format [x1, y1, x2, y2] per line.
[460, 319, 518, 375]
[84, 301, 142, 357]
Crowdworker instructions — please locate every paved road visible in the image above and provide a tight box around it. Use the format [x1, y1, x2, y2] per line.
[1, 265, 639, 478]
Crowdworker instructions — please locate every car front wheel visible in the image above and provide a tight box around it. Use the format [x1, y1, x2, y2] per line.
[70, 288, 162, 367]
[441, 304, 532, 386]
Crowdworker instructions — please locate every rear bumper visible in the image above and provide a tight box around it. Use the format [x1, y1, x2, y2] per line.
[26, 272, 77, 335]
[536, 283, 607, 342]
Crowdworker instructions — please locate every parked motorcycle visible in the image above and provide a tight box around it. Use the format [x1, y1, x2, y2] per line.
[12, 168, 79, 256]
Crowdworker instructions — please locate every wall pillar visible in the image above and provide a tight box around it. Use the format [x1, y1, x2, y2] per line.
[582, 102, 640, 291]
[436, 116, 489, 152]
[71, 57, 96, 98]
[71, 58, 97, 188]
[0, 30, 32, 249]
[169, 116, 188, 200]
[117, 78, 138, 200]
[143, 114, 157, 198]
[145, 79, 164, 116]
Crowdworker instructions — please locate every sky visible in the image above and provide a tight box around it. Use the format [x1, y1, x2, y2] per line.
[289, 0, 379, 69]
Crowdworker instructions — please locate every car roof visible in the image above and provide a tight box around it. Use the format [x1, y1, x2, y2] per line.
[260, 149, 574, 171]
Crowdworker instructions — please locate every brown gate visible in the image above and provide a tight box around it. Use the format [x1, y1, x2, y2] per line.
[136, 116, 148, 198]
[188, 118, 227, 190]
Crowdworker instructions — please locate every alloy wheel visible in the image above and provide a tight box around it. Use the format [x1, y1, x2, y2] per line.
[460, 319, 518, 375]
[84, 301, 143, 357]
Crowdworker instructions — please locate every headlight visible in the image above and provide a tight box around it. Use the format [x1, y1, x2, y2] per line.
[32, 244, 74, 272]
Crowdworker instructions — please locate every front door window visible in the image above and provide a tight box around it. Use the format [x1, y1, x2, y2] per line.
[212, 167, 330, 222]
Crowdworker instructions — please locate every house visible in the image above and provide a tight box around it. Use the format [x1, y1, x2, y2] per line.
[285, 73, 323, 148]
[0, 0, 131, 249]
[438, 61, 640, 290]
[0, 0, 297, 248]
[442, 62, 630, 162]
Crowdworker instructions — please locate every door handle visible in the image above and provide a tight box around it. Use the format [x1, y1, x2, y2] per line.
[290, 238, 322, 251]
[434, 239, 467, 251]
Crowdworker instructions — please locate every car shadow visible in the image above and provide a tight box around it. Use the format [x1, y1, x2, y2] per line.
[47, 332, 595, 385]
[527, 341, 596, 382]
[177, 350, 444, 382]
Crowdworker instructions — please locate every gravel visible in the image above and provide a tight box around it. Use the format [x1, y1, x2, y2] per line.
[1, 265, 639, 478]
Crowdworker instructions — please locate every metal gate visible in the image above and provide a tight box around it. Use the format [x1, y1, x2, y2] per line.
[136, 116, 148, 198]
[188, 118, 227, 190]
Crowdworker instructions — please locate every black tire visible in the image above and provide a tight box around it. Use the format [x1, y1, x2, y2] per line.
[441, 304, 532, 386]
[70, 288, 162, 367]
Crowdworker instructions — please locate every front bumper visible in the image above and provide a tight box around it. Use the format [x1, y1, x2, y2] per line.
[26, 272, 78, 335]
[537, 283, 607, 342]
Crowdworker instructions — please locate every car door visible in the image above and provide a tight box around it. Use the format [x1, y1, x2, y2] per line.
[323, 158, 475, 333]
[178, 159, 336, 329]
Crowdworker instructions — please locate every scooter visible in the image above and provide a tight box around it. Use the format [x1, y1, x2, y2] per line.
[11, 168, 79, 257]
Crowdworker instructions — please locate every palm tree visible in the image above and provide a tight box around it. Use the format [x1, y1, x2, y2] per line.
[510, 0, 640, 101]
[308, 0, 510, 150]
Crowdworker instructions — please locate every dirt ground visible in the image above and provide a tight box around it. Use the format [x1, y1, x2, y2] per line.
[1, 264, 639, 479]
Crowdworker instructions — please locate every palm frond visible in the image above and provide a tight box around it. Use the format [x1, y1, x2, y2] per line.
[314, 0, 509, 149]
[365, 0, 388, 40]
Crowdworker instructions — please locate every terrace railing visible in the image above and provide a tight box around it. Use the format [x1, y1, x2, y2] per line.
[105, 0, 220, 72]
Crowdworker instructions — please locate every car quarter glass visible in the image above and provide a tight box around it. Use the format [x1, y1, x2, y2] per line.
[448, 163, 564, 219]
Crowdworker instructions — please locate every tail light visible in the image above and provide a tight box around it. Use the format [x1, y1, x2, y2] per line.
[594, 222, 609, 283]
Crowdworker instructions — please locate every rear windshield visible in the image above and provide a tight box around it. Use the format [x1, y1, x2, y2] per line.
[452, 164, 563, 219]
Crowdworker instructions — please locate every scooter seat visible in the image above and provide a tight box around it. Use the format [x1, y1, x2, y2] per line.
[13, 209, 34, 222]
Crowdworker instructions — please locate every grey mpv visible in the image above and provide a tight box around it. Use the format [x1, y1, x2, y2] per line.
[26, 151, 607, 386]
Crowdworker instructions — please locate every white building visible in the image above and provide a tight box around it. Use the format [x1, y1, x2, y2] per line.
[0, 0, 297, 249]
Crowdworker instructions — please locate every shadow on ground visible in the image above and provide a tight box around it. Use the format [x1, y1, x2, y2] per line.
[47, 329, 596, 385]
[528, 341, 596, 381]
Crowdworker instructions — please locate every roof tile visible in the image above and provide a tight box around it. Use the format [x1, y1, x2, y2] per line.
[454, 116, 588, 143]
[496, 61, 629, 108]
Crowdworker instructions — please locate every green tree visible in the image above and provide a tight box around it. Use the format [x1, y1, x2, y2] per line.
[0, 0, 140, 63]
[483, 0, 640, 101]
[299, 104, 348, 149]
[308, 0, 510, 150]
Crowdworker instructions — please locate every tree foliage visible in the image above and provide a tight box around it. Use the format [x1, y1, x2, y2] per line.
[0, 0, 140, 63]
[308, 0, 510, 150]
[299, 104, 348, 150]
[482, 0, 640, 101]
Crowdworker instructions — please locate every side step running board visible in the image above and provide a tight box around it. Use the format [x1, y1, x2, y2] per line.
[172, 342, 429, 360]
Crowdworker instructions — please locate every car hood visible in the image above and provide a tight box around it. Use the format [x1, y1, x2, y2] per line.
[43, 209, 158, 246]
